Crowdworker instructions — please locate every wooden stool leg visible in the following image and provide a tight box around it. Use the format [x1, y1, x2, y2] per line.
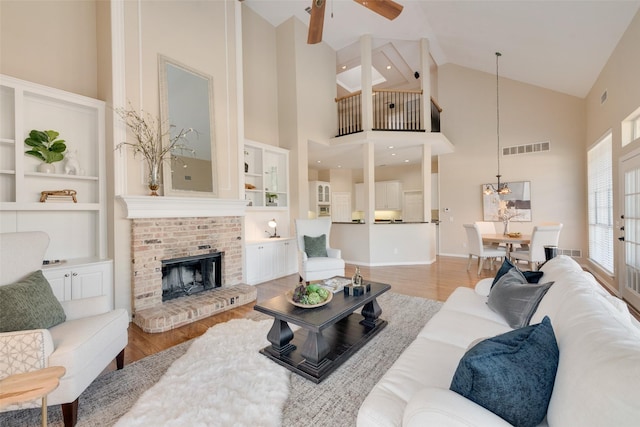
[41, 396, 47, 427]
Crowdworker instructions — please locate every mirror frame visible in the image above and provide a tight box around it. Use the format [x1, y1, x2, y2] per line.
[159, 54, 218, 197]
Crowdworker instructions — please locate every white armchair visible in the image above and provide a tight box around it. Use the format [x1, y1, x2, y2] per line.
[295, 218, 345, 283]
[0, 232, 129, 426]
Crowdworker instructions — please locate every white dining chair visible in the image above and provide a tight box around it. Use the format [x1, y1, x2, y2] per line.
[463, 223, 507, 275]
[510, 224, 563, 270]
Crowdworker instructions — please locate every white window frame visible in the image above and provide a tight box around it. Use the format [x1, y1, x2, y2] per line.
[588, 132, 614, 274]
[622, 106, 640, 147]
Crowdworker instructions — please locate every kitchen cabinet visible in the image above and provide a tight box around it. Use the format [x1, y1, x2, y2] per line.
[309, 181, 331, 217]
[42, 259, 113, 307]
[375, 180, 402, 210]
[245, 238, 297, 285]
[355, 183, 365, 212]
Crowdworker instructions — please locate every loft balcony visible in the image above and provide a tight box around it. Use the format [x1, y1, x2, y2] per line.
[336, 89, 442, 137]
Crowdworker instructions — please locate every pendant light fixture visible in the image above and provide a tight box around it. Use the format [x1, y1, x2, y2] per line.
[483, 52, 511, 195]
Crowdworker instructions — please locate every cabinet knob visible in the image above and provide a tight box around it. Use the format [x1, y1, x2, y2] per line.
[65, 273, 70, 277]
[72, 272, 78, 276]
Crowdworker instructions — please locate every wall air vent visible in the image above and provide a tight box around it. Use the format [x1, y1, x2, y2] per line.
[558, 248, 582, 258]
[502, 141, 550, 156]
[601, 90, 608, 105]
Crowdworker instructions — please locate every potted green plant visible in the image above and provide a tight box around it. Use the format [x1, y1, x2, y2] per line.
[266, 192, 278, 206]
[24, 130, 66, 173]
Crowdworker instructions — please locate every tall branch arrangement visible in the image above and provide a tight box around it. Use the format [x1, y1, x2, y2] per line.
[115, 107, 194, 176]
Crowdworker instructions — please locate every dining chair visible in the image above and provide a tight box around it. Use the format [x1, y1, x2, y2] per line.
[510, 224, 563, 270]
[463, 223, 507, 275]
[475, 221, 501, 248]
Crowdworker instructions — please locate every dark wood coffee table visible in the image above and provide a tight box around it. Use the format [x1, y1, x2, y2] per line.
[254, 280, 391, 383]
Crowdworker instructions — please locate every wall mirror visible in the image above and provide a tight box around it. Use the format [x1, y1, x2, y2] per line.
[159, 55, 217, 197]
[482, 181, 532, 222]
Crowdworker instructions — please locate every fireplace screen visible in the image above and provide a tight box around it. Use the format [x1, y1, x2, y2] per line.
[161, 252, 222, 301]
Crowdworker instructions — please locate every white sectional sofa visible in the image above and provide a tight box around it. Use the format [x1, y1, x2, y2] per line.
[357, 255, 640, 427]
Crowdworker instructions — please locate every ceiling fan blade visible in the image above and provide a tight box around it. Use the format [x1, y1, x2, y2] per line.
[307, 0, 326, 44]
[353, 0, 403, 20]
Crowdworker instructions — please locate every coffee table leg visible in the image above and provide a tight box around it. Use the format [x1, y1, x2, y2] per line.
[266, 319, 296, 356]
[361, 298, 383, 329]
[301, 330, 330, 367]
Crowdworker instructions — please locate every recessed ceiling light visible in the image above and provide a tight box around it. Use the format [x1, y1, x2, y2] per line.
[316, 160, 321, 163]
[337, 165, 342, 168]
[386, 65, 391, 70]
[391, 153, 396, 156]
[341, 65, 347, 70]
[388, 145, 394, 149]
[404, 159, 410, 163]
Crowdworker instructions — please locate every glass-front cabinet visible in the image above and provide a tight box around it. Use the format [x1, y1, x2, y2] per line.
[244, 140, 288, 209]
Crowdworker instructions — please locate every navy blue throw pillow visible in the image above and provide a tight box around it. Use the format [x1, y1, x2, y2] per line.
[492, 258, 544, 288]
[450, 316, 559, 427]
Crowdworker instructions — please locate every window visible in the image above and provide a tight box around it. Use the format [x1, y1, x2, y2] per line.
[622, 106, 640, 147]
[588, 133, 613, 274]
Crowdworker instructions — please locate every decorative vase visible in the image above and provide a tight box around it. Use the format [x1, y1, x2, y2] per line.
[244, 162, 249, 173]
[503, 219, 509, 235]
[148, 162, 160, 196]
[38, 163, 55, 174]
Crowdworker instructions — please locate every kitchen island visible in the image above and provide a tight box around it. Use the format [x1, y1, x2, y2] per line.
[330, 222, 436, 266]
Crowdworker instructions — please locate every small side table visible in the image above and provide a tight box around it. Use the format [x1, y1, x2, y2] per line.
[0, 366, 66, 427]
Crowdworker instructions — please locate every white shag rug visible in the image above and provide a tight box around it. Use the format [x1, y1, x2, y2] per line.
[115, 319, 290, 427]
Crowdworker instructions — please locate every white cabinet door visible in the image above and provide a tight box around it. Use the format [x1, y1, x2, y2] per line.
[284, 240, 298, 275]
[375, 181, 402, 210]
[332, 192, 352, 222]
[385, 181, 402, 209]
[43, 268, 72, 301]
[70, 263, 111, 301]
[42, 259, 113, 305]
[245, 244, 263, 284]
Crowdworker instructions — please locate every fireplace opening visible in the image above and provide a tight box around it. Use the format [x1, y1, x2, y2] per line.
[161, 252, 222, 302]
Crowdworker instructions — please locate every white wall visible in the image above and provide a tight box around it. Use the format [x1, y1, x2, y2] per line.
[437, 63, 586, 258]
[585, 11, 640, 289]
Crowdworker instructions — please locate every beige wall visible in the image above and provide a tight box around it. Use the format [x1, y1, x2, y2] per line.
[242, 4, 279, 146]
[0, 0, 98, 98]
[437, 63, 586, 258]
[585, 11, 640, 290]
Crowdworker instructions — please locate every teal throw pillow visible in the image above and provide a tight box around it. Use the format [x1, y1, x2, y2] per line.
[488, 267, 553, 329]
[0, 270, 66, 332]
[450, 316, 559, 427]
[492, 258, 544, 288]
[304, 234, 328, 258]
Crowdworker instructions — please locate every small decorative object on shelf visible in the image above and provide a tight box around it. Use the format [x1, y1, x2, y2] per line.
[40, 189, 77, 203]
[24, 129, 67, 173]
[63, 150, 84, 175]
[115, 106, 194, 196]
[266, 192, 278, 206]
[244, 150, 249, 173]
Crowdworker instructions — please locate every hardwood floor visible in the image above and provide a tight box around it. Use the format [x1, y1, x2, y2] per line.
[106, 255, 637, 372]
[112, 255, 495, 369]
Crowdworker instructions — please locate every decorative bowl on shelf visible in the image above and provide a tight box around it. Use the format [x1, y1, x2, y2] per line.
[507, 232, 522, 238]
[285, 289, 332, 308]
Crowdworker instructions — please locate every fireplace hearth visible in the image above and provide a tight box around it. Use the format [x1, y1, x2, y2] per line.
[162, 252, 222, 301]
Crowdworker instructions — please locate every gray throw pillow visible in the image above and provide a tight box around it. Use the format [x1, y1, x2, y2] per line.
[304, 234, 328, 258]
[0, 270, 66, 332]
[450, 316, 559, 427]
[487, 267, 553, 329]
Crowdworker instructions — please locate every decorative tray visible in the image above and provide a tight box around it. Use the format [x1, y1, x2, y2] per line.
[285, 289, 333, 308]
[507, 232, 522, 238]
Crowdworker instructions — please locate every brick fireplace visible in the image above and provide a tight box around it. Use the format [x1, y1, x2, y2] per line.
[119, 196, 257, 333]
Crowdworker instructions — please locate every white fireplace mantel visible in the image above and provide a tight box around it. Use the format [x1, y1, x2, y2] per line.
[117, 195, 247, 219]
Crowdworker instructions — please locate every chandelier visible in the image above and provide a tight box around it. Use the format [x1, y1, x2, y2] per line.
[483, 52, 511, 196]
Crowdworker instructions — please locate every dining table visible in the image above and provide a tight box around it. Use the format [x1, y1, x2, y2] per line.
[482, 233, 531, 258]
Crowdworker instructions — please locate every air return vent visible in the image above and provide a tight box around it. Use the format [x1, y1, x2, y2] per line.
[502, 141, 550, 156]
[558, 248, 582, 258]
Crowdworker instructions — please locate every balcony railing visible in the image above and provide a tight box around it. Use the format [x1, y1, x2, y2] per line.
[335, 90, 442, 137]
